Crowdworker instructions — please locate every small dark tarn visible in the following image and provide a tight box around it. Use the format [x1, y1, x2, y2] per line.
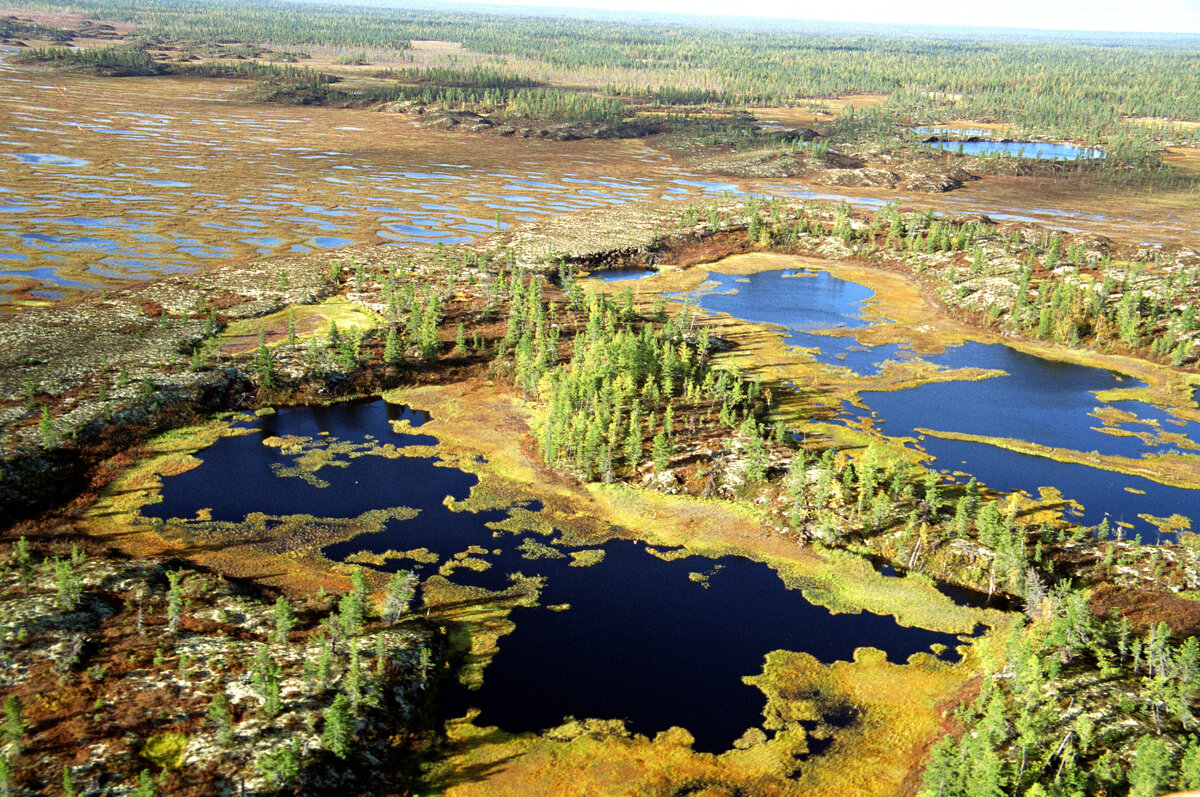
[143, 400, 445, 523]
[439, 538, 964, 753]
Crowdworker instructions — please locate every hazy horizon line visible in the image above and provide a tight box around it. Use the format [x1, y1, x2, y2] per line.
[307, 0, 1200, 37]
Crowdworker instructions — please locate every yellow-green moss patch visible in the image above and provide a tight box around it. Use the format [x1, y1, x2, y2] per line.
[915, 427, 1200, 491]
[142, 732, 188, 770]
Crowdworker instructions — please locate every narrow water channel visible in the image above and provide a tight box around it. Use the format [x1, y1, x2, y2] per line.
[682, 268, 1200, 540]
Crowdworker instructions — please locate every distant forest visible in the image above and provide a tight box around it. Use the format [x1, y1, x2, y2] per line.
[11, 0, 1200, 145]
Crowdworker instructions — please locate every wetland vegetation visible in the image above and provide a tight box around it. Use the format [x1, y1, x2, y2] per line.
[1, 0, 1200, 795]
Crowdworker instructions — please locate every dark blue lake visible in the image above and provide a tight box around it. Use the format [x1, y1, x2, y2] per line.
[143, 399, 964, 752]
[441, 537, 962, 752]
[684, 268, 1200, 540]
[865, 342, 1200, 461]
[866, 425, 1198, 542]
[143, 401, 445, 523]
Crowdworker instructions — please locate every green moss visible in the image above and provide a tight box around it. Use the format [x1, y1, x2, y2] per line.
[220, 295, 383, 351]
[517, 538, 566, 560]
[568, 549, 606, 567]
[644, 546, 693, 562]
[439, 556, 492, 577]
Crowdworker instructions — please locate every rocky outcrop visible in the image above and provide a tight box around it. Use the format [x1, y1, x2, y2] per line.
[375, 101, 685, 142]
[900, 165, 978, 192]
[824, 167, 902, 188]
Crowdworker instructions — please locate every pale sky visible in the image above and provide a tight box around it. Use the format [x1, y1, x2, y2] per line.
[430, 0, 1200, 34]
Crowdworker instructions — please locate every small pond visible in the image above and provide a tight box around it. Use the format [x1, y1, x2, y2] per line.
[440, 536, 961, 752]
[583, 267, 656, 283]
[921, 140, 1104, 161]
[144, 399, 965, 752]
[913, 127, 1000, 138]
[143, 402, 444, 523]
[682, 267, 873, 333]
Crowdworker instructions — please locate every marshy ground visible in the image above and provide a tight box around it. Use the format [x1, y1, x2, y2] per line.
[2, 4, 1200, 796]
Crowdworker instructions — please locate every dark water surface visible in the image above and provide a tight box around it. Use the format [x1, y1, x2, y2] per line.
[683, 268, 1200, 539]
[143, 401, 442, 523]
[144, 398, 963, 752]
[441, 538, 961, 752]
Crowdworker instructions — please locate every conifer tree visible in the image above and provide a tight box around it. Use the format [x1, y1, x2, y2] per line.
[652, 428, 670, 473]
[272, 596, 296, 645]
[252, 645, 282, 719]
[1128, 735, 1172, 797]
[322, 694, 354, 759]
[54, 557, 81, 611]
[383, 570, 417, 625]
[384, 327, 402, 365]
[38, 405, 56, 449]
[166, 570, 184, 634]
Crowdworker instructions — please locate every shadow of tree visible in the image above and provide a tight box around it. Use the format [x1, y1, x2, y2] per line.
[427, 726, 526, 790]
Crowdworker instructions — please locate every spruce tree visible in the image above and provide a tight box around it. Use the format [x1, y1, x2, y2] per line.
[651, 429, 669, 473]
[339, 581, 366, 638]
[1128, 735, 1172, 797]
[254, 331, 276, 389]
[54, 557, 81, 611]
[39, 405, 56, 448]
[252, 645, 283, 719]
[383, 327, 402, 365]
[322, 694, 354, 759]
[624, 408, 642, 473]
[207, 693, 233, 746]
[272, 596, 296, 645]
[166, 570, 184, 634]
[383, 570, 417, 625]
